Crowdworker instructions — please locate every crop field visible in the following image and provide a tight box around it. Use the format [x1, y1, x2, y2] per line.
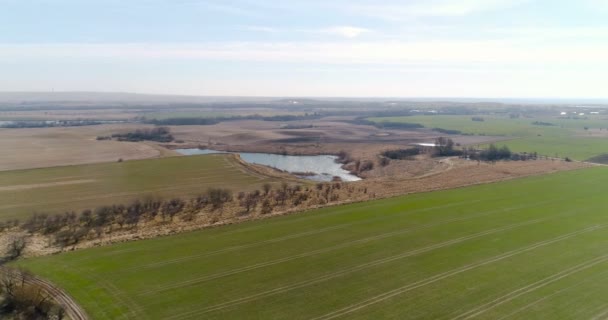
[0, 154, 276, 220]
[15, 166, 608, 319]
[369, 115, 608, 160]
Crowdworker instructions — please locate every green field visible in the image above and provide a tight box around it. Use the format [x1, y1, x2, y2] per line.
[0, 154, 276, 220]
[16, 166, 608, 319]
[369, 115, 608, 160]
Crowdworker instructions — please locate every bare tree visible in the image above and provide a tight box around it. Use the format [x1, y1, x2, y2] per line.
[262, 183, 272, 196]
[0, 268, 66, 319]
[5, 235, 27, 262]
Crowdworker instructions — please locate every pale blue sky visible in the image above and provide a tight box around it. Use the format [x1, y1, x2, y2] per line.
[2, 0, 608, 97]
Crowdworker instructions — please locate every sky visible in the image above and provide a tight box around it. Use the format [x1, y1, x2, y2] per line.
[2, 0, 608, 98]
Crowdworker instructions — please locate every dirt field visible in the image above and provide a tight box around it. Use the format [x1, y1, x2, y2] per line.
[0, 153, 285, 220]
[0, 124, 172, 171]
[0, 118, 504, 172]
[0, 109, 139, 121]
[361, 157, 590, 198]
[164, 118, 506, 158]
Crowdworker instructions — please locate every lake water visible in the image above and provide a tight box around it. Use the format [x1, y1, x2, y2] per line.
[175, 148, 361, 182]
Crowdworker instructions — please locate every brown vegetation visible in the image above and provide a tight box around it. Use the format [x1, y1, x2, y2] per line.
[0, 156, 588, 258]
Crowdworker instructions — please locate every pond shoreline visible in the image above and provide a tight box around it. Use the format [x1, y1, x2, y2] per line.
[174, 148, 362, 182]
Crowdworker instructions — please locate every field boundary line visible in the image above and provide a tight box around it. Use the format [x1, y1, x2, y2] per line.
[0, 179, 97, 192]
[452, 254, 608, 320]
[164, 217, 549, 319]
[311, 225, 605, 320]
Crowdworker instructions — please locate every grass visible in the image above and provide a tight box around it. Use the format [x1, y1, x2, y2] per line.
[368, 114, 608, 160]
[15, 166, 608, 319]
[0, 154, 277, 220]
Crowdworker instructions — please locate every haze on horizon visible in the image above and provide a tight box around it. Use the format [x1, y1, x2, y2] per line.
[2, 0, 608, 98]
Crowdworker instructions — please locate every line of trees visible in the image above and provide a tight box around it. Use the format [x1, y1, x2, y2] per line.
[426, 137, 537, 162]
[143, 113, 323, 126]
[432, 128, 463, 135]
[382, 148, 420, 160]
[5, 182, 368, 251]
[99, 127, 174, 142]
[147, 118, 220, 126]
[463, 145, 538, 162]
[18, 189, 231, 249]
[346, 118, 425, 130]
[434, 137, 462, 157]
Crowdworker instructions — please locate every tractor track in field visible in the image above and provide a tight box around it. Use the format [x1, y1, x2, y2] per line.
[164, 217, 547, 319]
[494, 268, 608, 320]
[139, 204, 536, 296]
[0, 267, 89, 320]
[590, 306, 608, 320]
[311, 225, 606, 320]
[125, 199, 482, 273]
[166, 210, 590, 320]
[451, 254, 608, 320]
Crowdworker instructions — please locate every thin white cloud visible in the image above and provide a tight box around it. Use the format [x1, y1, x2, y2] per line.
[2, 40, 608, 67]
[320, 26, 370, 38]
[241, 25, 278, 33]
[238, 25, 371, 39]
[343, 0, 528, 20]
[489, 26, 608, 39]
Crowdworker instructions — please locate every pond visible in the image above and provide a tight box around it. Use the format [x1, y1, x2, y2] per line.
[175, 148, 361, 182]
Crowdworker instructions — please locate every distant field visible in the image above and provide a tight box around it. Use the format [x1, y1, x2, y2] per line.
[16, 167, 608, 319]
[0, 154, 276, 220]
[142, 110, 304, 120]
[0, 124, 169, 171]
[369, 115, 608, 160]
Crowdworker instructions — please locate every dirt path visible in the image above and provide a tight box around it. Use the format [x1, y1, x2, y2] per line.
[0, 267, 89, 320]
[0, 179, 96, 192]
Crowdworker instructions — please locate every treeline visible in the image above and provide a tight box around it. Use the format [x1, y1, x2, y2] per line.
[433, 128, 463, 135]
[98, 127, 174, 142]
[382, 148, 420, 160]
[434, 137, 462, 156]
[435, 137, 537, 161]
[375, 122, 424, 129]
[346, 118, 424, 130]
[143, 113, 323, 126]
[379, 137, 539, 163]
[532, 121, 555, 126]
[465, 144, 538, 162]
[280, 124, 314, 129]
[6, 182, 367, 250]
[147, 118, 220, 125]
[0, 120, 102, 128]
